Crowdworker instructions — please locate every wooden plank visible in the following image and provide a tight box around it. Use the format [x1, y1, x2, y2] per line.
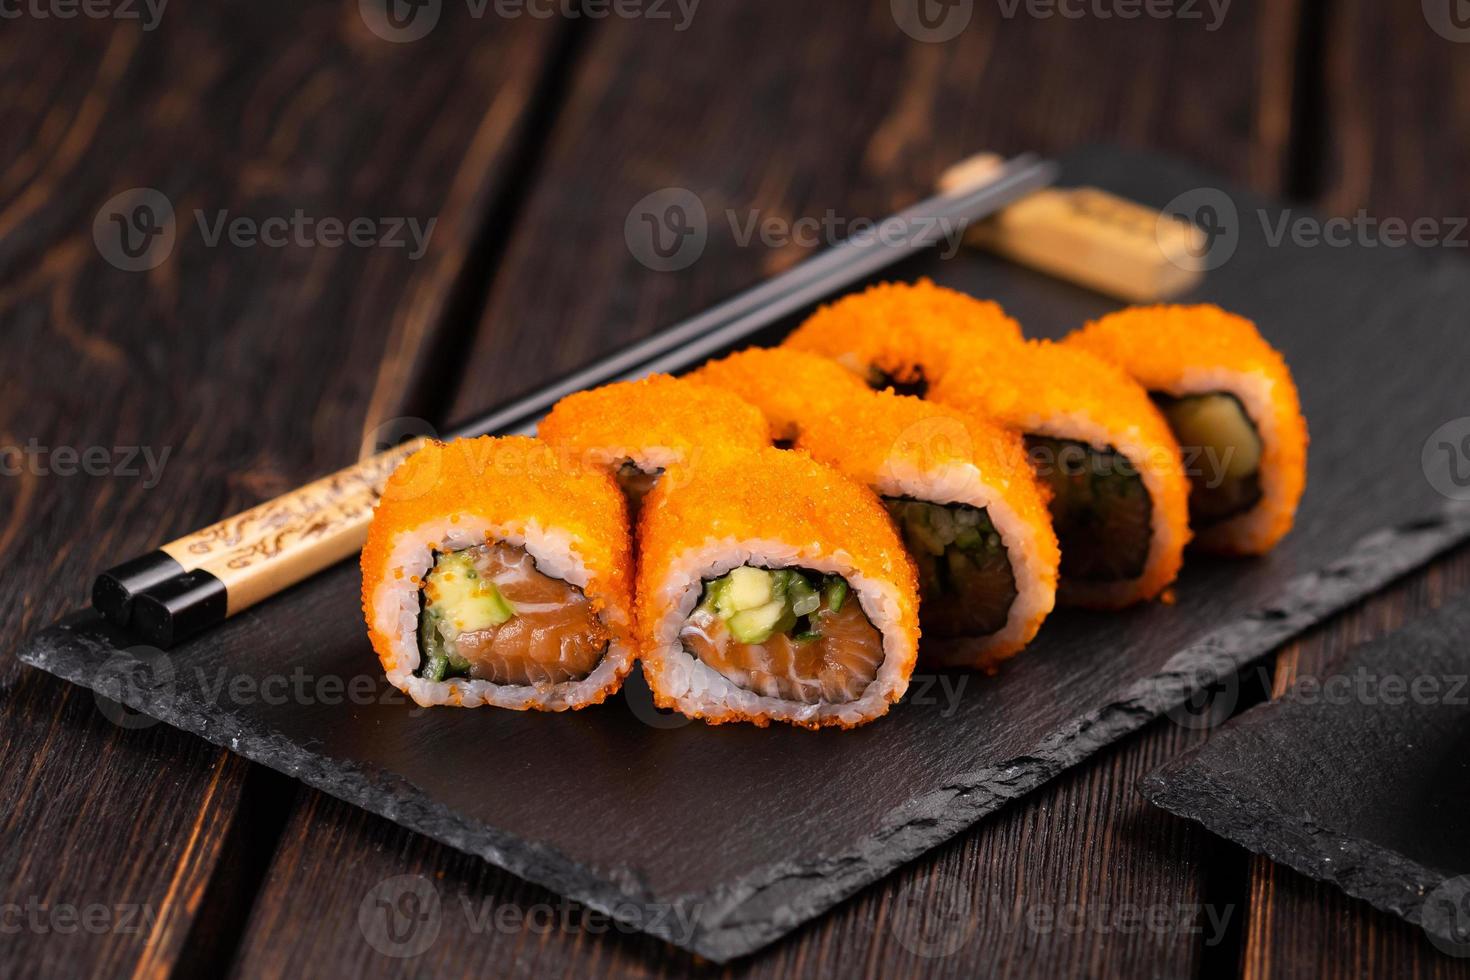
[231, 1, 1302, 975]
[0, 5, 563, 976]
[1237, 4, 1470, 976]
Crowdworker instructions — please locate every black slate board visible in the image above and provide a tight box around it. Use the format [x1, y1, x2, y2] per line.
[17, 146, 1470, 962]
[1140, 595, 1470, 954]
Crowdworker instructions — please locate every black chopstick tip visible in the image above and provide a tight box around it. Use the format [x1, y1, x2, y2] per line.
[92, 551, 188, 625]
[131, 570, 228, 649]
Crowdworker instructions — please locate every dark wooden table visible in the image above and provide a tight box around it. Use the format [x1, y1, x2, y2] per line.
[4, 2, 1467, 976]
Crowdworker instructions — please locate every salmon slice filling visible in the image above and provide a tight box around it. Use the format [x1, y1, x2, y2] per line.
[679, 566, 883, 704]
[882, 497, 1017, 638]
[1153, 392, 1264, 527]
[416, 542, 609, 685]
[1025, 436, 1153, 582]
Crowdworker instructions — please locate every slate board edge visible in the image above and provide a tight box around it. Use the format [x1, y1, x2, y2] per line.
[17, 501, 1470, 962]
[686, 504, 1470, 959]
[1139, 755, 1453, 941]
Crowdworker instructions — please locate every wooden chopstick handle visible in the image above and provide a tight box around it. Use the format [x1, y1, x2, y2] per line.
[938, 153, 1206, 302]
[96, 438, 427, 637]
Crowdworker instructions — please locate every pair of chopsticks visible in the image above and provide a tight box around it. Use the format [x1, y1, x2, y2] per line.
[93, 153, 1059, 647]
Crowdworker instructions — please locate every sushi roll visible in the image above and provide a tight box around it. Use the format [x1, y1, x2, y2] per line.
[695, 348, 1059, 669]
[795, 389, 1059, 669]
[688, 347, 871, 445]
[1066, 305, 1307, 554]
[637, 446, 920, 729]
[537, 373, 768, 516]
[931, 340, 1191, 609]
[783, 278, 1023, 397]
[361, 436, 635, 710]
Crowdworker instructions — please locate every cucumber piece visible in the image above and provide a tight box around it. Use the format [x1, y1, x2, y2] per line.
[794, 630, 822, 642]
[704, 576, 737, 618]
[418, 609, 448, 681]
[954, 527, 984, 550]
[901, 505, 949, 555]
[927, 504, 956, 544]
[419, 644, 449, 683]
[823, 578, 849, 613]
[727, 566, 775, 611]
[728, 597, 786, 644]
[772, 602, 799, 637]
[1162, 392, 1262, 480]
[787, 575, 820, 617]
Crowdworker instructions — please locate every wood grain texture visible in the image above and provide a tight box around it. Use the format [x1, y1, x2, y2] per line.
[231, 1, 1303, 975]
[1233, 5, 1470, 976]
[1316, 0, 1470, 220]
[0, 3, 561, 975]
[448, 0, 1302, 424]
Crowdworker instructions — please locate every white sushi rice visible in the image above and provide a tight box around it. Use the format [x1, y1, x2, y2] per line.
[1020, 411, 1186, 608]
[873, 457, 1056, 667]
[645, 537, 917, 728]
[1166, 366, 1290, 553]
[369, 515, 634, 710]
